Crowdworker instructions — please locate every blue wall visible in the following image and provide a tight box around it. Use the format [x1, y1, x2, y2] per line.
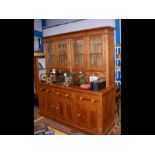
[114, 19, 121, 87]
[115, 19, 121, 45]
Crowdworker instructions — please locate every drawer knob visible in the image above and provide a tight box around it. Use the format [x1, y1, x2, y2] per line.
[76, 113, 80, 117]
[91, 99, 95, 103]
[65, 94, 69, 97]
[40, 88, 46, 92]
[50, 105, 54, 108]
[56, 105, 59, 110]
[80, 97, 83, 100]
[46, 89, 50, 93]
[56, 92, 60, 95]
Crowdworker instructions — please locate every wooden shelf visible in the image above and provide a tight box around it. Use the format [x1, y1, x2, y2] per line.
[34, 52, 44, 57]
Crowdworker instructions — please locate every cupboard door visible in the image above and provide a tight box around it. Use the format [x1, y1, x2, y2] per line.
[44, 41, 56, 68]
[57, 40, 68, 68]
[72, 38, 85, 69]
[89, 35, 105, 70]
[53, 88, 73, 122]
[65, 101, 73, 123]
[38, 93, 46, 113]
[76, 103, 88, 128]
[87, 106, 98, 132]
[55, 100, 65, 120]
[46, 95, 56, 117]
[75, 102, 98, 132]
[75, 93, 99, 132]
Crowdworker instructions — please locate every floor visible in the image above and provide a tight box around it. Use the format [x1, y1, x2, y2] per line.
[34, 102, 121, 135]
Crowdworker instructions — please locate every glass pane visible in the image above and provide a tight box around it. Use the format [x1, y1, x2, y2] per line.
[89, 36, 103, 68]
[73, 39, 84, 67]
[47, 42, 54, 66]
[58, 41, 67, 67]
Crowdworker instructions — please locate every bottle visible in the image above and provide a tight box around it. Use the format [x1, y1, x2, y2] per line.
[51, 69, 56, 83]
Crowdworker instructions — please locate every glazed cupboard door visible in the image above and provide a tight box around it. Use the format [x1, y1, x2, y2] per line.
[89, 35, 105, 71]
[71, 38, 87, 70]
[44, 41, 56, 68]
[56, 40, 69, 70]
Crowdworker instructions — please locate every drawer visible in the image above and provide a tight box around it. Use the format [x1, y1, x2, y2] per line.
[53, 88, 73, 101]
[38, 85, 52, 94]
[75, 93, 101, 105]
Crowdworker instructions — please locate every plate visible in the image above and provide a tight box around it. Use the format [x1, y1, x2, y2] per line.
[80, 84, 90, 90]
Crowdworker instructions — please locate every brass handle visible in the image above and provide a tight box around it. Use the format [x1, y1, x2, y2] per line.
[65, 94, 69, 97]
[80, 97, 83, 101]
[40, 88, 45, 91]
[56, 105, 59, 110]
[91, 99, 95, 103]
[56, 92, 60, 96]
[50, 105, 54, 108]
[46, 89, 50, 93]
[77, 113, 80, 117]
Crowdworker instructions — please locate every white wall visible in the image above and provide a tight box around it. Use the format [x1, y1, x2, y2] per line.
[45, 19, 81, 27]
[34, 19, 43, 51]
[34, 36, 39, 51]
[38, 58, 46, 79]
[43, 19, 115, 37]
[34, 19, 42, 32]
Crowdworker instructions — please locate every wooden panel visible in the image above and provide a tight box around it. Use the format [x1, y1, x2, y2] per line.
[102, 85, 115, 132]
[38, 85, 47, 94]
[87, 107, 98, 132]
[102, 35, 106, 72]
[104, 33, 109, 87]
[55, 100, 65, 120]
[83, 36, 90, 70]
[67, 39, 73, 72]
[75, 103, 88, 128]
[46, 94, 56, 117]
[104, 31, 114, 87]
[108, 33, 115, 86]
[38, 93, 46, 113]
[44, 42, 49, 68]
[44, 27, 114, 42]
[75, 92, 100, 132]
[75, 92, 100, 105]
[53, 88, 73, 101]
[65, 101, 73, 122]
